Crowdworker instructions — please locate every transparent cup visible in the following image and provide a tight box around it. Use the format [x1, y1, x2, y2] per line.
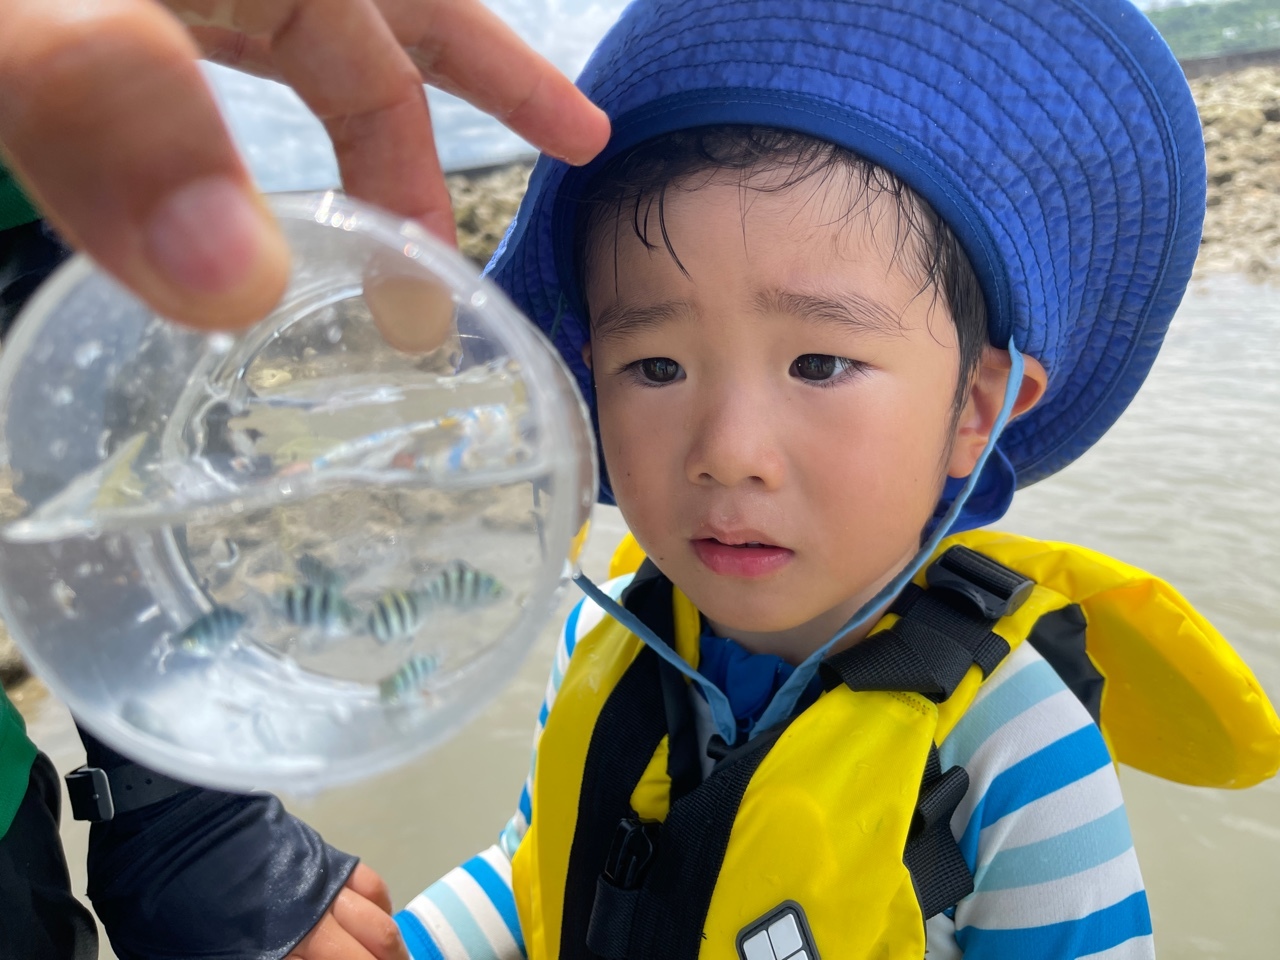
[0, 192, 596, 793]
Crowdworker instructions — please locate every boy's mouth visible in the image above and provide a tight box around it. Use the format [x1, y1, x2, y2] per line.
[691, 535, 794, 579]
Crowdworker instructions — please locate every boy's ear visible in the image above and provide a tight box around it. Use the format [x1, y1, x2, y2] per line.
[947, 347, 1048, 479]
[581, 342, 593, 370]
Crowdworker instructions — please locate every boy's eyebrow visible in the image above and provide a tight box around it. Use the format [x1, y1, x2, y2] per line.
[756, 287, 904, 337]
[590, 299, 695, 342]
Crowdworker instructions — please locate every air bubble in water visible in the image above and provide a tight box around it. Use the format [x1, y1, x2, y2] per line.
[96, 430, 111, 459]
[73, 340, 104, 369]
[326, 325, 343, 344]
[52, 385, 74, 406]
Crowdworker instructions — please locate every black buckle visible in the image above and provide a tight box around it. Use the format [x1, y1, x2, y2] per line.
[65, 766, 114, 823]
[602, 817, 661, 890]
[926, 545, 1034, 620]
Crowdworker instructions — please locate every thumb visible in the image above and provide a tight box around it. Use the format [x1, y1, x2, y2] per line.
[0, 0, 290, 331]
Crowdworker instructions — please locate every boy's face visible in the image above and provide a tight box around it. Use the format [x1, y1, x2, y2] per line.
[584, 171, 975, 651]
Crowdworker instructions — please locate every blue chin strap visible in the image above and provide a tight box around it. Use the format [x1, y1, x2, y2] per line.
[573, 341, 1026, 745]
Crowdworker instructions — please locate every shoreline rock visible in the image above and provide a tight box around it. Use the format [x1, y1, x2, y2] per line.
[447, 164, 534, 268]
[1191, 66, 1280, 281]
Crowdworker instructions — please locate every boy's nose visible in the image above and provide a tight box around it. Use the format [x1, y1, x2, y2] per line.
[684, 387, 785, 490]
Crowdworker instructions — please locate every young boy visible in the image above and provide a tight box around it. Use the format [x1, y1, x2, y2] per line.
[395, 0, 1280, 957]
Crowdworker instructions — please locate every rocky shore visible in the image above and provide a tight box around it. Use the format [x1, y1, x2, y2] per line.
[1, 64, 1277, 693]
[1192, 66, 1280, 280]
[447, 163, 535, 268]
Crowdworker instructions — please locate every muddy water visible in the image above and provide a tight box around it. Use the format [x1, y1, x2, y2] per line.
[22, 275, 1280, 957]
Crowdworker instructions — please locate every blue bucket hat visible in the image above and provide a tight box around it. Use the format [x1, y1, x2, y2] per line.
[490, 0, 1206, 529]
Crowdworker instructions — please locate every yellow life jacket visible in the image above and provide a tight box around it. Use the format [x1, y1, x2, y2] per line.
[513, 530, 1280, 960]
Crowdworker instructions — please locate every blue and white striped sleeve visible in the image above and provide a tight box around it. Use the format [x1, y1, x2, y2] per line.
[395, 582, 624, 960]
[925, 641, 1155, 960]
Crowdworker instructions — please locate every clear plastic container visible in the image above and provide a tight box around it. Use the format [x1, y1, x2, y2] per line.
[0, 192, 596, 793]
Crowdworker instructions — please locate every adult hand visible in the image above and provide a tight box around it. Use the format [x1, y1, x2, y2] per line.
[0, 0, 610, 332]
[288, 863, 409, 960]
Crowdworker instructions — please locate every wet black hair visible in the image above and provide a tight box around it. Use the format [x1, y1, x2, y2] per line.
[573, 125, 988, 416]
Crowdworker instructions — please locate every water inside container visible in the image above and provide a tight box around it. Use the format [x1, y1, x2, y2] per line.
[0, 193, 596, 791]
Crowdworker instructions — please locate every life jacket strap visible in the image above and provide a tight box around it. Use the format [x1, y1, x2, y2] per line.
[904, 744, 975, 919]
[584, 717, 785, 959]
[623, 562, 704, 802]
[819, 545, 1030, 702]
[561, 648, 671, 959]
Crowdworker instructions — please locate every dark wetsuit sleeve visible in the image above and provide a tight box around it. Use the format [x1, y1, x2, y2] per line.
[79, 727, 359, 960]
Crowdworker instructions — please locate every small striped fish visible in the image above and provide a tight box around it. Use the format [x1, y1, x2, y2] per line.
[367, 589, 425, 645]
[378, 653, 440, 704]
[418, 560, 504, 608]
[279, 583, 357, 634]
[175, 606, 246, 656]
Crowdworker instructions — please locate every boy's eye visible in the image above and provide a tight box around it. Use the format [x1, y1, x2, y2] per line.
[634, 357, 683, 384]
[791, 354, 855, 383]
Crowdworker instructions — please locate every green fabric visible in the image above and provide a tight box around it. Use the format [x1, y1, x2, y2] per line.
[0, 165, 39, 231]
[0, 688, 39, 839]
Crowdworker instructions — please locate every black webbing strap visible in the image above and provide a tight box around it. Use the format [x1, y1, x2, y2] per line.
[560, 647, 670, 960]
[563, 565, 706, 959]
[623, 562, 703, 803]
[586, 719, 784, 959]
[581, 566, 790, 960]
[819, 545, 1030, 702]
[903, 744, 974, 919]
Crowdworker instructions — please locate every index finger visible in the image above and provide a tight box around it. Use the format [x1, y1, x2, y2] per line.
[172, 0, 459, 244]
[378, 0, 611, 165]
[0, 0, 291, 331]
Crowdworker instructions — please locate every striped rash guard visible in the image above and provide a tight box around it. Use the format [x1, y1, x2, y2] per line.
[394, 577, 1155, 959]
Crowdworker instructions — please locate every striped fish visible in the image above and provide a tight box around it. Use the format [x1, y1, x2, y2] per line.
[418, 560, 504, 608]
[367, 589, 425, 645]
[378, 653, 440, 704]
[175, 606, 246, 656]
[279, 583, 357, 634]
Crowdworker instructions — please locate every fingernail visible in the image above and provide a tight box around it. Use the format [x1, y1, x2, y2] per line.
[144, 177, 272, 295]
